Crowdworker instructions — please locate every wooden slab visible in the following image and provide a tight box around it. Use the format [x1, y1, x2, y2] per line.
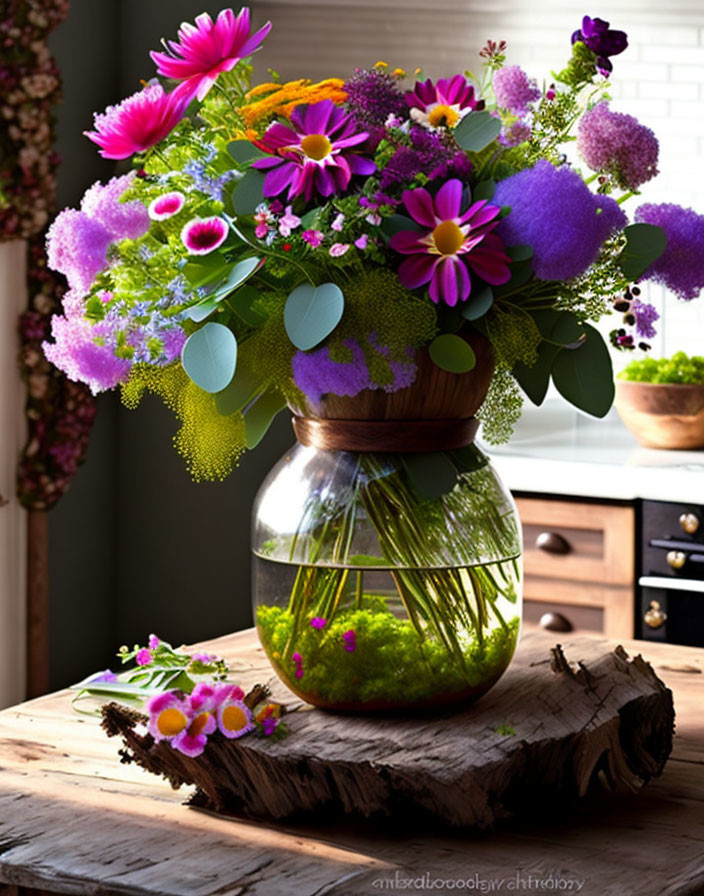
[102, 639, 673, 828]
[0, 629, 701, 896]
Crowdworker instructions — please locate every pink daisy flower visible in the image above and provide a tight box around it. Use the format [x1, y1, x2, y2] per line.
[217, 696, 255, 739]
[389, 180, 511, 307]
[148, 191, 186, 221]
[84, 84, 188, 160]
[151, 8, 272, 103]
[406, 75, 481, 130]
[252, 99, 376, 202]
[146, 690, 216, 758]
[181, 216, 228, 254]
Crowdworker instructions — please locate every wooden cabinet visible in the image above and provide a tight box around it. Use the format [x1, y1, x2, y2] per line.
[515, 497, 635, 638]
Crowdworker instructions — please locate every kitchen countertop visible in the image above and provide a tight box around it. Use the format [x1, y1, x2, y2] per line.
[486, 399, 704, 504]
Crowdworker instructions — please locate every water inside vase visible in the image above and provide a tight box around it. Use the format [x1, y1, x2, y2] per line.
[254, 552, 521, 710]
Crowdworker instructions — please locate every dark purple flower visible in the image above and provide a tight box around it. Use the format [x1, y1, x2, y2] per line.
[390, 180, 511, 307]
[494, 160, 627, 280]
[632, 300, 659, 339]
[635, 203, 704, 300]
[571, 16, 628, 76]
[380, 127, 472, 191]
[252, 100, 376, 202]
[344, 68, 408, 128]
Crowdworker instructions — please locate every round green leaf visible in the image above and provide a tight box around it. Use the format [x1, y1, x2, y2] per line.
[461, 283, 494, 321]
[551, 323, 614, 417]
[453, 111, 502, 152]
[428, 333, 477, 374]
[181, 322, 237, 393]
[232, 170, 266, 215]
[618, 223, 667, 281]
[284, 282, 344, 351]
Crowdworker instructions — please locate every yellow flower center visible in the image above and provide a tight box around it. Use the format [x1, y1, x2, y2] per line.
[432, 220, 465, 256]
[428, 104, 460, 128]
[221, 705, 249, 732]
[157, 708, 188, 737]
[300, 133, 333, 161]
[187, 712, 210, 738]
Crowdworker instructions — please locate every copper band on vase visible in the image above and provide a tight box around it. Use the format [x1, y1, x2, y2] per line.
[291, 416, 479, 453]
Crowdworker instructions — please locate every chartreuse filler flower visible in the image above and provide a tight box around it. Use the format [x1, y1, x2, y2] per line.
[46, 9, 704, 711]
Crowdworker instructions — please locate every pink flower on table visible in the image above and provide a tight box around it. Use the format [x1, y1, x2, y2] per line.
[146, 691, 215, 758]
[148, 191, 186, 221]
[252, 99, 376, 202]
[406, 75, 480, 130]
[84, 84, 188, 160]
[216, 689, 255, 739]
[135, 648, 152, 666]
[150, 8, 272, 103]
[180, 216, 228, 254]
[389, 179, 511, 307]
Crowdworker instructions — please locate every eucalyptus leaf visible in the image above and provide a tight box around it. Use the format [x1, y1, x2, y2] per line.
[448, 444, 488, 474]
[551, 323, 614, 417]
[228, 283, 266, 326]
[208, 256, 261, 302]
[227, 140, 268, 164]
[185, 297, 220, 322]
[472, 179, 496, 201]
[244, 390, 286, 448]
[215, 362, 263, 416]
[181, 322, 238, 393]
[402, 452, 459, 500]
[232, 170, 266, 215]
[514, 341, 561, 406]
[506, 244, 533, 263]
[380, 214, 424, 237]
[183, 254, 228, 289]
[300, 206, 323, 229]
[428, 333, 477, 373]
[453, 111, 502, 152]
[618, 223, 667, 281]
[493, 258, 533, 296]
[461, 283, 494, 321]
[284, 282, 344, 351]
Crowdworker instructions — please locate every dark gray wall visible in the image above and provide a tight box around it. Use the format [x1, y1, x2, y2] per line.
[48, 0, 293, 688]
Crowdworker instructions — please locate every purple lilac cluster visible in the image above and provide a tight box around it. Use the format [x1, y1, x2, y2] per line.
[632, 299, 659, 339]
[635, 203, 704, 300]
[343, 67, 408, 130]
[46, 173, 149, 293]
[577, 102, 659, 191]
[494, 160, 627, 280]
[492, 65, 540, 114]
[292, 337, 417, 404]
[379, 127, 472, 191]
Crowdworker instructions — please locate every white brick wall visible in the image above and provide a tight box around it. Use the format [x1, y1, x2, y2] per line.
[253, 0, 704, 361]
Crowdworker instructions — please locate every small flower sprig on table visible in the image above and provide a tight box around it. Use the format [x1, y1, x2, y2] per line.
[72, 633, 288, 756]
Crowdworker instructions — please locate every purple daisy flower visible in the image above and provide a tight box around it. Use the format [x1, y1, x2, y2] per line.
[147, 691, 216, 757]
[493, 160, 627, 281]
[389, 180, 511, 307]
[577, 102, 659, 191]
[571, 16, 628, 76]
[180, 216, 228, 254]
[252, 99, 376, 202]
[148, 191, 186, 221]
[406, 75, 481, 130]
[635, 203, 704, 300]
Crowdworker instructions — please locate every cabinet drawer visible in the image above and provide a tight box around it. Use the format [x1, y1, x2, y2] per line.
[523, 599, 604, 633]
[515, 498, 634, 586]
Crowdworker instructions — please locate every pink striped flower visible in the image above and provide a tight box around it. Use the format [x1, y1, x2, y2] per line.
[84, 84, 188, 160]
[252, 100, 376, 202]
[148, 191, 186, 221]
[406, 75, 481, 130]
[181, 216, 228, 254]
[151, 8, 272, 103]
[389, 180, 511, 307]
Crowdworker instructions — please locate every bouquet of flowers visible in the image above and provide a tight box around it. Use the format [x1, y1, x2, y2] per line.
[42, 9, 704, 481]
[42, 10, 704, 711]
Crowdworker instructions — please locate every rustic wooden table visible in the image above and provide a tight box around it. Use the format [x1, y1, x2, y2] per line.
[0, 628, 702, 896]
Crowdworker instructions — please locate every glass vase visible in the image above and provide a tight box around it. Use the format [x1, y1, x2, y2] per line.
[252, 441, 522, 711]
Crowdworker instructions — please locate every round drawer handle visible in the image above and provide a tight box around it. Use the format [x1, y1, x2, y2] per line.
[540, 612, 573, 632]
[679, 512, 700, 535]
[536, 531, 571, 555]
[644, 600, 667, 629]
[667, 550, 687, 570]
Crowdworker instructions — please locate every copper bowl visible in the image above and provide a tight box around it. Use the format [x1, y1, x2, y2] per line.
[614, 380, 704, 449]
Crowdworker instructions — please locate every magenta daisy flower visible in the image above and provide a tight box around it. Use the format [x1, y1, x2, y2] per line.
[405, 75, 481, 130]
[84, 84, 188, 160]
[217, 697, 255, 739]
[389, 180, 511, 307]
[151, 8, 272, 103]
[148, 191, 186, 221]
[181, 216, 228, 254]
[146, 690, 217, 758]
[252, 100, 376, 202]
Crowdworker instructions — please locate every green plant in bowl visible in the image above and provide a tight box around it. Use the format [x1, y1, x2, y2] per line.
[618, 352, 704, 384]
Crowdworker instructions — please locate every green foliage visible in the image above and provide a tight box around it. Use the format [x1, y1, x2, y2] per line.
[618, 352, 704, 384]
[477, 364, 524, 444]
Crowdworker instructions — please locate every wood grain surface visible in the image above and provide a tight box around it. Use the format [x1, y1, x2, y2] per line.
[0, 628, 702, 896]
